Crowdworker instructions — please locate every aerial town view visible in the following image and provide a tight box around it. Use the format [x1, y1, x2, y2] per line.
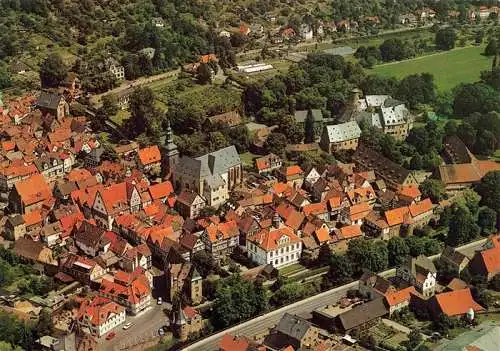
[1, 0, 500, 350]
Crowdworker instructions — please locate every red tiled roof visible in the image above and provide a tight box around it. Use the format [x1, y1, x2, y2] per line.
[205, 220, 239, 242]
[148, 181, 173, 200]
[250, 226, 301, 251]
[2, 140, 16, 152]
[0, 163, 38, 178]
[479, 246, 500, 274]
[23, 210, 42, 227]
[349, 202, 372, 221]
[302, 202, 327, 217]
[408, 198, 433, 217]
[138, 145, 161, 166]
[398, 185, 421, 199]
[78, 296, 125, 327]
[285, 210, 305, 231]
[385, 206, 411, 227]
[385, 286, 416, 306]
[339, 225, 362, 239]
[200, 54, 217, 63]
[219, 333, 250, 351]
[434, 288, 484, 317]
[314, 226, 330, 243]
[285, 165, 304, 177]
[15, 174, 52, 206]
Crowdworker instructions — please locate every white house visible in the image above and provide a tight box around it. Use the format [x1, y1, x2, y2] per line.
[299, 24, 314, 40]
[246, 215, 302, 268]
[78, 297, 126, 337]
[396, 255, 437, 298]
[304, 167, 322, 190]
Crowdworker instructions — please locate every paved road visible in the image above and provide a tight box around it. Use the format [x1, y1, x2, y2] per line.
[101, 302, 171, 351]
[184, 238, 486, 351]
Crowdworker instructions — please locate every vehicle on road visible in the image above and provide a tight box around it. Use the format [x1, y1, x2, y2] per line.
[158, 328, 165, 336]
[106, 332, 116, 340]
[123, 322, 133, 330]
[157, 297, 162, 305]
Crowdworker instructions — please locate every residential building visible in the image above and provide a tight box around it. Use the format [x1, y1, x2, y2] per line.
[9, 174, 52, 214]
[441, 246, 470, 274]
[385, 286, 417, 316]
[77, 296, 126, 337]
[341, 90, 413, 140]
[166, 262, 202, 305]
[279, 165, 304, 189]
[137, 145, 162, 174]
[74, 221, 111, 257]
[13, 238, 57, 266]
[468, 246, 500, 281]
[4, 214, 26, 241]
[353, 145, 419, 191]
[99, 269, 152, 315]
[202, 220, 240, 262]
[171, 304, 204, 342]
[0, 163, 38, 192]
[151, 17, 165, 27]
[61, 254, 106, 284]
[396, 255, 437, 297]
[175, 190, 207, 219]
[246, 215, 302, 268]
[339, 202, 371, 226]
[92, 182, 142, 229]
[428, 288, 484, 319]
[174, 146, 242, 207]
[35, 92, 69, 121]
[336, 298, 389, 332]
[218, 333, 261, 351]
[40, 221, 62, 247]
[105, 58, 125, 80]
[121, 244, 152, 272]
[359, 271, 395, 300]
[34, 154, 66, 182]
[320, 121, 361, 153]
[264, 313, 322, 350]
[255, 153, 282, 174]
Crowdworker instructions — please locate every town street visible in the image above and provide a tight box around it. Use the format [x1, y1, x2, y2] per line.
[183, 238, 487, 351]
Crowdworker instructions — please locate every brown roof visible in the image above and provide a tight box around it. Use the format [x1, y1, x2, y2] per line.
[13, 238, 51, 262]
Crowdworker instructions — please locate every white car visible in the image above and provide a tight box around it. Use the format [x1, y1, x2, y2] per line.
[157, 297, 162, 305]
[123, 322, 133, 330]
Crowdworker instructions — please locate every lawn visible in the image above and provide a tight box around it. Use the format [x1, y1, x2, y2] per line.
[239, 151, 260, 166]
[370, 46, 492, 91]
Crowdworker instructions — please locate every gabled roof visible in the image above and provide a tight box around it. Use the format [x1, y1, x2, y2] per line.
[14, 174, 51, 206]
[285, 165, 304, 177]
[148, 181, 173, 200]
[250, 226, 301, 251]
[138, 145, 161, 166]
[339, 225, 362, 239]
[398, 185, 421, 199]
[219, 333, 251, 351]
[205, 220, 239, 242]
[384, 206, 411, 227]
[36, 92, 64, 110]
[324, 121, 361, 143]
[275, 313, 313, 341]
[408, 198, 433, 217]
[478, 246, 500, 274]
[434, 288, 484, 317]
[385, 286, 416, 306]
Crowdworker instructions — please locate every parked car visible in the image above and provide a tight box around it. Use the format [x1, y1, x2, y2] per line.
[123, 322, 133, 330]
[157, 297, 162, 305]
[158, 328, 165, 336]
[106, 332, 116, 340]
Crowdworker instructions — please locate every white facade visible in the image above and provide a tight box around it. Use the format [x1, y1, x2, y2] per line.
[246, 234, 302, 268]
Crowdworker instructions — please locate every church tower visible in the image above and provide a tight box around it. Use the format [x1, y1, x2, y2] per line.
[162, 119, 180, 177]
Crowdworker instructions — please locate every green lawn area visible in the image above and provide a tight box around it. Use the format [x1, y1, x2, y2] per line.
[492, 149, 500, 162]
[279, 263, 306, 277]
[110, 109, 130, 126]
[239, 152, 260, 166]
[370, 46, 492, 91]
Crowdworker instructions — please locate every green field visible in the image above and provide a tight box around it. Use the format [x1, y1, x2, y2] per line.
[370, 46, 492, 91]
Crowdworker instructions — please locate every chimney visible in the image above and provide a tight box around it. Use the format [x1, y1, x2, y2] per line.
[272, 212, 280, 229]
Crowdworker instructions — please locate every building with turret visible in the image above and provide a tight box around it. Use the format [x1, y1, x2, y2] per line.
[161, 120, 180, 177]
[171, 303, 203, 341]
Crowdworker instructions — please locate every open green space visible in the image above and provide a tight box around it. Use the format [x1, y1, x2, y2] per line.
[370, 46, 492, 91]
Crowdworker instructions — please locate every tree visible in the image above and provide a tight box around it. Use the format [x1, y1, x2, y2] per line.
[387, 237, 410, 267]
[396, 73, 436, 109]
[435, 28, 457, 51]
[476, 171, 500, 214]
[197, 63, 212, 84]
[212, 274, 268, 329]
[0, 341, 23, 351]
[304, 109, 315, 143]
[192, 251, 219, 278]
[264, 132, 287, 156]
[489, 274, 500, 292]
[433, 313, 454, 333]
[317, 243, 333, 267]
[0, 65, 11, 90]
[101, 95, 119, 116]
[444, 119, 459, 136]
[39, 53, 68, 88]
[347, 239, 388, 274]
[481, 67, 500, 91]
[484, 39, 498, 56]
[407, 329, 423, 350]
[409, 154, 423, 170]
[453, 83, 500, 118]
[360, 75, 398, 95]
[478, 207, 497, 235]
[126, 87, 162, 140]
[379, 38, 410, 61]
[419, 179, 445, 203]
[446, 205, 480, 247]
[322, 254, 353, 288]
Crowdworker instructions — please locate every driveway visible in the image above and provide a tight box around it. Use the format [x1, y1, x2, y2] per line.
[101, 301, 171, 351]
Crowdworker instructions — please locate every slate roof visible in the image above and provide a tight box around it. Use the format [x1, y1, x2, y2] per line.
[178, 145, 240, 179]
[36, 92, 64, 110]
[324, 121, 361, 143]
[275, 313, 313, 341]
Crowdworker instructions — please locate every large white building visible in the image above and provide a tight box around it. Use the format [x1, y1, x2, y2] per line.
[396, 255, 437, 298]
[246, 215, 302, 268]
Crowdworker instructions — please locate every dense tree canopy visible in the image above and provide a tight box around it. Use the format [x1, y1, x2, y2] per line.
[435, 27, 457, 50]
[39, 54, 68, 88]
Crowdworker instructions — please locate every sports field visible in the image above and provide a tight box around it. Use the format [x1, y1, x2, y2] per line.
[370, 46, 492, 91]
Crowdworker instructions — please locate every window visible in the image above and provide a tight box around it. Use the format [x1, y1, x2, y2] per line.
[275, 260, 278, 265]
